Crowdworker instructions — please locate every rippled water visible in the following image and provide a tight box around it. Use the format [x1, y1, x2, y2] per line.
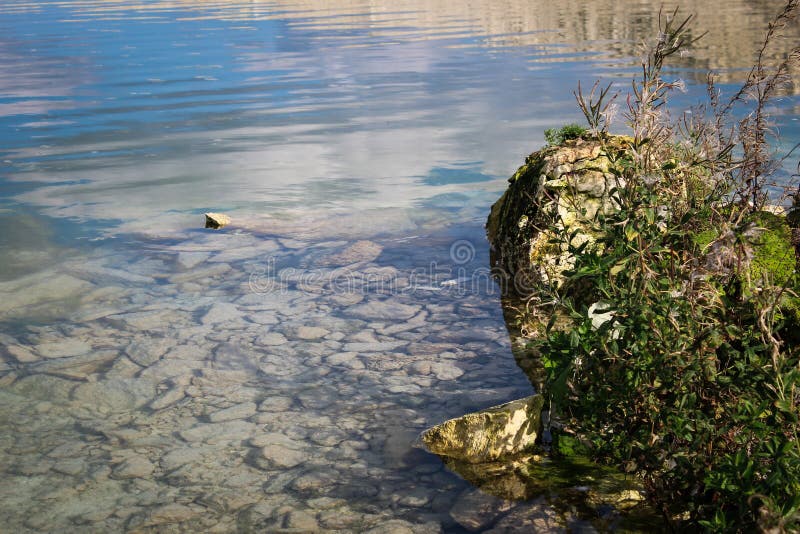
[1, 1, 799, 532]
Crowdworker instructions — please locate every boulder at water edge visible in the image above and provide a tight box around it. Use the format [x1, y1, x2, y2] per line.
[420, 395, 543, 463]
[486, 135, 632, 291]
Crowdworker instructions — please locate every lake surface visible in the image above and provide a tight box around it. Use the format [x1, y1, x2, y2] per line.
[0, 1, 798, 532]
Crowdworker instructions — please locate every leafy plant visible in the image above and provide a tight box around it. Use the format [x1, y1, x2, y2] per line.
[525, 3, 800, 532]
[544, 123, 587, 145]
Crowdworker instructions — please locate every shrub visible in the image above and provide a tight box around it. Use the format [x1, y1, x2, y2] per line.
[544, 123, 587, 145]
[526, 4, 800, 531]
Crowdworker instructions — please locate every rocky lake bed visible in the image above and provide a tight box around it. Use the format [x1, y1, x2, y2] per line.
[0, 220, 571, 532]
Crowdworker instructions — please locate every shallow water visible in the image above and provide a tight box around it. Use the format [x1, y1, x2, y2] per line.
[0, 1, 799, 532]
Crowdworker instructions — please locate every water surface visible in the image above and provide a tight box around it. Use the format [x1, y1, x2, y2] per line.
[0, 1, 799, 532]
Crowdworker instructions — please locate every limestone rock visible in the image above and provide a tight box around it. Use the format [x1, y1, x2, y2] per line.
[257, 443, 307, 469]
[314, 240, 383, 266]
[420, 395, 543, 463]
[449, 488, 515, 532]
[35, 339, 92, 359]
[487, 136, 632, 291]
[205, 212, 231, 229]
[294, 326, 330, 340]
[486, 499, 566, 533]
[149, 385, 186, 411]
[5, 344, 40, 363]
[141, 503, 201, 527]
[348, 300, 420, 321]
[35, 351, 117, 380]
[256, 332, 288, 346]
[201, 302, 243, 325]
[112, 455, 154, 479]
[207, 401, 257, 423]
[126, 337, 174, 367]
[284, 510, 319, 531]
[364, 519, 417, 534]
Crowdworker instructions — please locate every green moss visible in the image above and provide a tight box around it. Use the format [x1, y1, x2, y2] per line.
[747, 211, 796, 287]
[691, 228, 719, 251]
[554, 433, 592, 458]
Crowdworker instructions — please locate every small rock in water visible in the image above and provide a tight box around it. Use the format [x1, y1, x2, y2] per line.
[294, 325, 330, 340]
[149, 385, 186, 411]
[112, 455, 155, 479]
[486, 499, 566, 533]
[141, 503, 201, 527]
[284, 510, 319, 531]
[207, 401, 257, 423]
[450, 488, 515, 532]
[201, 302, 243, 325]
[126, 337, 174, 367]
[364, 519, 417, 534]
[5, 344, 40, 363]
[35, 339, 92, 359]
[421, 395, 544, 463]
[314, 240, 383, 266]
[205, 212, 231, 229]
[257, 444, 307, 469]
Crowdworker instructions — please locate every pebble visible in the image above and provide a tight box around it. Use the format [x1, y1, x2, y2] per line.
[160, 447, 208, 472]
[256, 444, 307, 469]
[180, 420, 256, 444]
[5, 344, 40, 363]
[284, 510, 320, 530]
[256, 333, 289, 346]
[397, 487, 433, 507]
[364, 519, 417, 534]
[347, 300, 421, 321]
[486, 500, 567, 533]
[11, 374, 76, 401]
[308, 428, 346, 447]
[207, 401, 257, 423]
[201, 302, 243, 325]
[112, 456, 155, 479]
[177, 251, 210, 269]
[449, 489, 515, 531]
[149, 386, 186, 411]
[291, 470, 339, 492]
[141, 503, 201, 527]
[35, 339, 92, 359]
[343, 340, 409, 352]
[126, 337, 174, 367]
[72, 378, 155, 412]
[257, 395, 294, 412]
[325, 352, 360, 367]
[294, 326, 330, 340]
[35, 351, 117, 380]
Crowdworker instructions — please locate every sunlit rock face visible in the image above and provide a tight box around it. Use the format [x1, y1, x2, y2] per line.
[420, 395, 543, 463]
[486, 136, 631, 293]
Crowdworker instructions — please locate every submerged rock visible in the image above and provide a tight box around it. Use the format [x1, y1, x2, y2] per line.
[420, 395, 543, 463]
[449, 488, 515, 531]
[314, 240, 383, 266]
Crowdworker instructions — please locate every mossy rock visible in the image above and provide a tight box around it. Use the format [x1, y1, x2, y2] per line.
[487, 135, 634, 294]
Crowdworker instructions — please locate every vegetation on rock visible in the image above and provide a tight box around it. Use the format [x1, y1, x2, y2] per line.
[490, 3, 800, 531]
[544, 123, 587, 146]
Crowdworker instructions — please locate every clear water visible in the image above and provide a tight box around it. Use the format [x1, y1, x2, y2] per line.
[0, 1, 798, 532]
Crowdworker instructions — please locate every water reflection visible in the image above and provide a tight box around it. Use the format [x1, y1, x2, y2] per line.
[1, 0, 797, 242]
